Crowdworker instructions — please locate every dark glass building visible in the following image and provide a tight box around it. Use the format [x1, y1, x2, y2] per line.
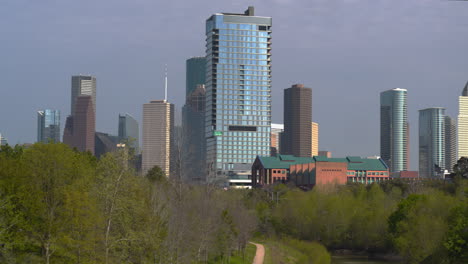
[444, 116, 457, 172]
[282, 84, 312, 157]
[205, 6, 272, 186]
[95, 132, 118, 158]
[419, 107, 445, 178]
[186, 57, 206, 96]
[182, 84, 206, 182]
[63, 95, 95, 154]
[37, 109, 61, 143]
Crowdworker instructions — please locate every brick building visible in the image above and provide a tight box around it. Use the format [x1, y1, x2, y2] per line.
[251, 155, 390, 187]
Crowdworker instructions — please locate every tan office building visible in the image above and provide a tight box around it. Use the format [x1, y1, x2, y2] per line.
[142, 100, 174, 176]
[311, 122, 319, 157]
[458, 82, 468, 159]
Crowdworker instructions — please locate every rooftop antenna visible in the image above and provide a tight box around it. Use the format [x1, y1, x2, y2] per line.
[164, 64, 168, 101]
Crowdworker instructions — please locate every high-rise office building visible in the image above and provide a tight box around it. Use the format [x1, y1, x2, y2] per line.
[118, 113, 139, 152]
[186, 57, 206, 96]
[458, 81, 468, 159]
[282, 84, 312, 157]
[67, 95, 95, 154]
[380, 88, 409, 173]
[142, 100, 174, 176]
[95, 132, 118, 159]
[0, 134, 7, 146]
[419, 108, 446, 178]
[205, 6, 272, 185]
[71, 75, 96, 115]
[271, 123, 284, 156]
[445, 116, 457, 172]
[318, 151, 332, 158]
[37, 109, 61, 143]
[312, 122, 319, 157]
[182, 85, 206, 182]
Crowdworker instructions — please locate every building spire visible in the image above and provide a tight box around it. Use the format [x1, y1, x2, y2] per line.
[463, 81, 468, 96]
[164, 64, 168, 101]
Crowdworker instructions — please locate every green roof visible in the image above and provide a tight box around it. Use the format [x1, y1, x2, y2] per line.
[256, 155, 388, 171]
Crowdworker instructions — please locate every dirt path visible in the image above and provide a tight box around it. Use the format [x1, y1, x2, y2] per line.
[250, 242, 265, 264]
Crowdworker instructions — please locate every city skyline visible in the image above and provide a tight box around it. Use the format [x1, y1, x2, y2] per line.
[1, 1, 468, 171]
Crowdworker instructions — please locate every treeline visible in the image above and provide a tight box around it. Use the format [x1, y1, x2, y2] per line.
[0, 143, 257, 264]
[1, 143, 467, 264]
[255, 177, 467, 263]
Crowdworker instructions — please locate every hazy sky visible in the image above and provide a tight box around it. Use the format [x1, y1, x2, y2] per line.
[1, 0, 467, 170]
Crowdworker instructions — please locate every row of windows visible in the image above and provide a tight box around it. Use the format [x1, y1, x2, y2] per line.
[218, 47, 268, 54]
[218, 90, 270, 96]
[218, 59, 269, 65]
[216, 100, 270, 106]
[211, 104, 271, 111]
[216, 69, 269, 76]
[218, 120, 270, 126]
[217, 64, 270, 71]
[214, 85, 270, 90]
[217, 79, 270, 85]
[273, 170, 286, 174]
[218, 35, 269, 42]
[218, 29, 269, 36]
[217, 75, 270, 81]
[217, 53, 268, 60]
[218, 41, 268, 48]
[220, 95, 269, 101]
[217, 115, 270, 121]
[346, 171, 389, 176]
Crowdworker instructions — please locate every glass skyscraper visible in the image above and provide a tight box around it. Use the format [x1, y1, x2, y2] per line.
[205, 6, 272, 186]
[186, 57, 206, 96]
[380, 88, 409, 174]
[419, 108, 446, 178]
[37, 109, 61, 143]
[118, 113, 139, 152]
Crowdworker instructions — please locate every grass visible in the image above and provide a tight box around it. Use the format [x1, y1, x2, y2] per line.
[228, 243, 257, 264]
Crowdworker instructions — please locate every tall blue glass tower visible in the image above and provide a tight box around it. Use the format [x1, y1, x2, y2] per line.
[380, 88, 409, 174]
[37, 109, 61, 143]
[419, 108, 446, 178]
[205, 7, 272, 186]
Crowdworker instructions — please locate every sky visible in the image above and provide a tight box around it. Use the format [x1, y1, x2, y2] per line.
[1, 0, 467, 170]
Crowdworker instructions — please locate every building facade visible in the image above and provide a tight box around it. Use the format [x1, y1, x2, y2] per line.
[380, 88, 409, 174]
[252, 155, 390, 187]
[118, 113, 139, 152]
[182, 85, 206, 182]
[419, 108, 446, 178]
[271, 123, 284, 156]
[318, 151, 332, 158]
[71, 75, 96, 115]
[0, 134, 7, 146]
[64, 96, 95, 154]
[186, 57, 206, 96]
[205, 6, 272, 186]
[312, 122, 319, 157]
[444, 116, 457, 172]
[37, 109, 60, 143]
[142, 100, 174, 176]
[95, 132, 118, 159]
[282, 84, 312, 157]
[458, 82, 468, 159]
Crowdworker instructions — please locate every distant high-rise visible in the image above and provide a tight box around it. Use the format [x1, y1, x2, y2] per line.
[186, 57, 206, 96]
[419, 108, 446, 178]
[311, 122, 319, 157]
[380, 88, 409, 173]
[0, 134, 7, 146]
[71, 75, 96, 115]
[70, 96, 95, 154]
[142, 100, 174, 176]
[95, 132, 118, 159]
[318, 151, 332, 158]
[118, 113, 139, 152]
[205, 6, 272, 185]
[282, 84, 312, 157]
[445, 116, 457, 172]
[458, 81, 468, 159]
[182, 85, 206, 182]
[271, 123, 284, 156]
[37, 109, 61, 143]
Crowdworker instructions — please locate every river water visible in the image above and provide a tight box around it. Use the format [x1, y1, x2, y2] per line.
[332, 256, 403, 264]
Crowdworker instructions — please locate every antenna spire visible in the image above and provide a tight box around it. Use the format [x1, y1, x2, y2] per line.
[164, 64, 168, 101]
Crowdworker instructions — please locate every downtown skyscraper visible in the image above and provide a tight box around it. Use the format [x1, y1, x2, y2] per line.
[380, 88, 409, 174]
[205, 7, 272, 185]
[444, 115, 457, 172]
[458, 81, 468, 159]
[282, 84, 312, 157]
[71, 75, 96, 114]
[37, 109, 60, 143]
[419, 108, 446, 178]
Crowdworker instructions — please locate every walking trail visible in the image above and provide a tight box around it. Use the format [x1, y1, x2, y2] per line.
[250, 242, 265, 264]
